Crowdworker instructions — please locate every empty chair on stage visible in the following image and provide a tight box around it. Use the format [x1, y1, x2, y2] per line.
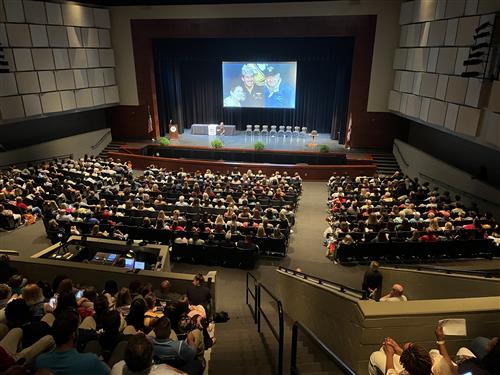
[253, 124, 261, 137]
[300, 127, 308, 138]
[261, 125, 269, 137]
[285, 126, 293, 138]
[269, 125, 277, 137]
[245, 124, 253, 137]
[292, 126, 300, 138]
[278, 125, 285, 137]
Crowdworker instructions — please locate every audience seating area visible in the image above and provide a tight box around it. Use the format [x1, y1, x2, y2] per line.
[0, 157, 301, 268]
[324, 173, 499, 264]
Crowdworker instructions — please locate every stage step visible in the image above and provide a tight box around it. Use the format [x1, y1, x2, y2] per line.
[98, 141, 127, 159]
[372, 153, 400, 176]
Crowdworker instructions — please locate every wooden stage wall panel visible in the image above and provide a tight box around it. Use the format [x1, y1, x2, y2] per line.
[108, 152, 377, 181]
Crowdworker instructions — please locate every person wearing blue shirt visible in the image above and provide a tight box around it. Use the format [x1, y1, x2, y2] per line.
[263, 65, 294, 108]
[35, 310, 109, 375]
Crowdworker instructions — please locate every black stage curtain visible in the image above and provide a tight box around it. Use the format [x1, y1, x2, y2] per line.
[154, 37, 353, 140]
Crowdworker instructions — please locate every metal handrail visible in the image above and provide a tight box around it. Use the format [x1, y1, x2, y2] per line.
[277, 266, 366, 299]
[0, 153, 73, 169]
[246, 272, 258, 322]
[393, 141, 408, 167]
[291, 321, 356, 375]
[257, 283, 284, 375]
[390, 264, 499, 278]
[90, 129, 112, 150]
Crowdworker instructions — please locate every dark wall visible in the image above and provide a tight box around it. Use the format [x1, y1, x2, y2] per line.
[406, 121, 499, 189]
[0, 109, 108, 151]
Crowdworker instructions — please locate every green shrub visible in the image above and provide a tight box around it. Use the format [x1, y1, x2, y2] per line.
[158, 137, 170, 146]
[211, 139, 224, 149]
[254, 141, 265, 151]
[319, 144, 330, 153]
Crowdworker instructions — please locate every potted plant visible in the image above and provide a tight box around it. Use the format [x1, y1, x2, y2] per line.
[158, 137, 170, 146]
[319, 144, 330, 153]
[254, 141, 265, 151]
[211, 139, 223, 149]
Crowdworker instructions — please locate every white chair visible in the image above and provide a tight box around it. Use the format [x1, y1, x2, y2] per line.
[285, 126, 293, 138]
[261, 125, 269, 137]
[269, 125, 278, 137]
[299, 127, 308, 139]
[245, 125, 253, 137]
[253, 124, 261, 137]
[278, 125, 285, 137]
[292, 126, 300, 138]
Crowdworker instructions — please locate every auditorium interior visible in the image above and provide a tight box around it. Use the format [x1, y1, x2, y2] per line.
[0, 0, 499, 374]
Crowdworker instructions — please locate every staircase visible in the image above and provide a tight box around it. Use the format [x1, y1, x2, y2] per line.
[98, 141, 127, 159]
[371, 153, 400, 176]
[209, 304, 345, 375]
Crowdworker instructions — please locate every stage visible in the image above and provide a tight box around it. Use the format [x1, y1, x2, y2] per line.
[170, 131, 346, 152]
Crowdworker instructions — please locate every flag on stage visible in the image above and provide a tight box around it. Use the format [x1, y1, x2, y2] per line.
[147, 106, 153, 133]
[345, 112, 352, 150]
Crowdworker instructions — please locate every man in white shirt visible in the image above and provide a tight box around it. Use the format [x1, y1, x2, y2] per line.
[379, 284, 408, 302]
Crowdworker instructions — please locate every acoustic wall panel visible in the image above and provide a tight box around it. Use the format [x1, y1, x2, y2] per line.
[62, 4, 93, 27]
[409, 48, 429, 71]
[82, 28, 99, 48]
[45, 2, 63, 25]
[487, 80, 500, 112]
[52, 48, 70, 69]
[427, 99, 447, 125]
[400, 71, 414, 93]
[22, 94, 42, 117]
[420, 73, 438, 97]
[394, 70, 402, 91]
[6, 23, 31, 47]
[93, 8, 110, 29]
[445, 0, 465, 18]
[413, 72, 423, 95]
[456, 16, 479, 45]
[60, 90, 76, 111]
[98, 49, 114, 67]
[40, 91, 62, 113]
[29, 25, 48, 47]
[75, 88, 93, 108]
[435, 0, 446, 19]
[13, 48, 33, 71]
[68, 48, 87, 69]
[32, 49, 55, 70]
[445, 76, 467, 104]
[87, 68, 104, 87]
[406, 94, 421, 118]
[103, 68, 115, 85]
[104, 85, 119, 104]
[23, 0, 47, 25]
[388, 90, 401, 111]
[393, 49, 407, 70]
[400, 93, 409, 114]
[435, 74, 448, 100]
[98, 29, 110, 48]
[400, 1, 414, 25]
[0, 0, 5, 22]
[465, 78, 482, 107]
[406, 24, 422, 47]
[400, 25, 408, 47]
[419, 97, 431, 121]
[47, 26, 69, 47]
[15, 71, 39, 94]
[464, 0, 478, 16]
[0, 96, 24, 119]
[444, 19, 458, 46]
[454, 48, 468, 75]
[73, 69, 89, 88]
[0, 72, 18, 96]
[455, 106, 480, 136]
[427, 20, 446, 46]
[54, 69, 75, 90]
[85, 49, 99, 68]
[38, 70, 56, 92]
[420, 21, 430, 47]
[3, 48, 15, 71]
[413, 0, 437, 23]
[427, 48, 439, 72]
[4, 0, 25, 23]
[444, 103, 459, 131]
[436, 48, 457, 74]
[484, 111, 500, 148]
[67, 27, 83, 48]
[0, 23, 7, 45]
[92, 87, 105, 106]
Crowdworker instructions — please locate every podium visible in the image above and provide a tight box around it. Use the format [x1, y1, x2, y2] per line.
[168, 123, 179, 140]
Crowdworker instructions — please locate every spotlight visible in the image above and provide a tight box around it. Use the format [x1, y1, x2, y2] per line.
[473, 31, 491, 40]
[461, 71, 481, 77]
[475, 21, 492, 33]
[471, 42, 489, 50]
[463, 58, 485, 66]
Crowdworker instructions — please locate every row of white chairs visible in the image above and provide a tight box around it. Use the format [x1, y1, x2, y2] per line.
[244, 125, 308, 137]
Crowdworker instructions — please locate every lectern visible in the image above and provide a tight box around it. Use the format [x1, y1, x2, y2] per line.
[169, 123, 179, 140]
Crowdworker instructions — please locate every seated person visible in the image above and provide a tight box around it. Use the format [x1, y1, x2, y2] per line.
[379, 284, 407, 302]
[186, 274, 211, 308]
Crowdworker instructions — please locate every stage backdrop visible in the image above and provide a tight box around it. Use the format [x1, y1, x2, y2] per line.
[153, 37, 353, 141]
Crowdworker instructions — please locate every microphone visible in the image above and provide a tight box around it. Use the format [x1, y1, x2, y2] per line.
[169, 119, 172, 125]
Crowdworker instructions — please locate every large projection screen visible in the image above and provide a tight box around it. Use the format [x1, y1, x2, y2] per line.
[222, 62, 297, 109]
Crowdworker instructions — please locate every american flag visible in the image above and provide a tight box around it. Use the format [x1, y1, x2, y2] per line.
[147, 105, 153, 133]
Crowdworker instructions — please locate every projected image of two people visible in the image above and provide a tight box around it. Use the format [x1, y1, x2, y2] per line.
[222, 62, 297, 109]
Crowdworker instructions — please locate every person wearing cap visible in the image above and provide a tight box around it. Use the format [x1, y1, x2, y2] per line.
[223, 84, 245, 107]
[240, 64, 264, 107]
[263, 65, 294, 108]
